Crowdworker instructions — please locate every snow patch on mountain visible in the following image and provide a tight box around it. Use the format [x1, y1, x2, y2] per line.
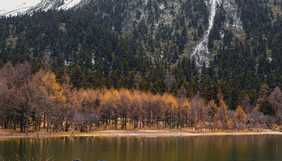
[0, 0, 41, 16]
[59, 0, 83, 10]
[0, 0, 85, 16]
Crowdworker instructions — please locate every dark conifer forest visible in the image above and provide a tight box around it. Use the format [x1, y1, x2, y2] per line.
[0, 0, 281, 132]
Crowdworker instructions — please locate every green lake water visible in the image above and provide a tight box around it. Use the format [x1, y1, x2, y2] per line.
[0, 135, 282, 161]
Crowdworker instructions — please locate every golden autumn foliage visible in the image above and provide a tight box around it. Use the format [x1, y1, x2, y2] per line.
[233, 106, 247, 123]
[0, 62, 281, 133]
[39, 71, 65, 104]
[216, 99, 228, 122]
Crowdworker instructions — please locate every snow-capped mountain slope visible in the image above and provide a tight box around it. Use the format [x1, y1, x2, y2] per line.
[0, 0, 86, 16]
[0, 0, 41, 16]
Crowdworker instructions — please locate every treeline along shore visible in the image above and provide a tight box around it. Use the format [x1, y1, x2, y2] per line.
[0, 62, 281, 136]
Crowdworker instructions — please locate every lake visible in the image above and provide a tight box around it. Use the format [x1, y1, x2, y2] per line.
[0, 135, 282, 161]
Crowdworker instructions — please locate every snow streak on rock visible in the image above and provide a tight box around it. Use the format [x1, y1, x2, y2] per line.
[191, 0, 222, 66]
[191, 0, 242, 66]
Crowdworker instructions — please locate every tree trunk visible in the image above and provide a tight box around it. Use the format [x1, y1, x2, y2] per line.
[109, 116, 111, 130]
[47, 121, 49, 132]
[13, 122, 16, 130]
[4, 119, 8, 129]
[26, 118, 29, 135]
[139, 119, 142, 129]
[20, 114, 24, 132]
[115, 119, 118, 129]
[37, 118, 40, 138]
[65, 122, 69, 132]
[136, 119, 139, 129]
[9, 120, 12, 135]
[61, 123, 64, 132]
[50, 122, 52, 133]
[124, 118, 126, 129]
[150, 111, 153, 128]
[43, 112, 46, 128]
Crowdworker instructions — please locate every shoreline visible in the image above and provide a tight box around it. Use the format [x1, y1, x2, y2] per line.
[0, 130, 282, 140]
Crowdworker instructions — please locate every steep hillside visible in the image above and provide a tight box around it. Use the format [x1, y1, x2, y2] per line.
[74, 0, 245, 65]
[0, 0, 281, 109]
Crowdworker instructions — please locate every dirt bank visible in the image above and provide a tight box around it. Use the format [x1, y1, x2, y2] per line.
[0, 130, 282, 140]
